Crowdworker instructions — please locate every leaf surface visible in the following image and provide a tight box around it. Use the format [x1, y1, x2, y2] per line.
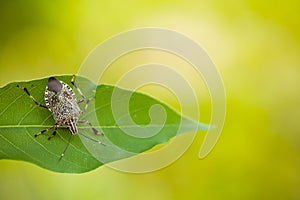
[0, 76, 209, 173]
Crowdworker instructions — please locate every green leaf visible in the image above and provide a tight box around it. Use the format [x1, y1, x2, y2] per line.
[0, 75, 209, 173]
[0, 76, 101, 173]
[92, 85, 210, 164]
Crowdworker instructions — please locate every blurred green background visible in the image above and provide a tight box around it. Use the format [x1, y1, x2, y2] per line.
[1, 0, 300, 199]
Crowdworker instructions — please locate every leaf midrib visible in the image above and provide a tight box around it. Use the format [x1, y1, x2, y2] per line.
[0, 124, 185, 128]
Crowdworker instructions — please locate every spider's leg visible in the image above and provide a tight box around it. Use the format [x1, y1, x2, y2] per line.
[59, 133, 73, 161]
[48, 126, 58, 140]
[34, 124, 58, 137]
[17, 85, 48, 109]
[71, 75, 95, 112]
[78, 120, 103, 136]
[71, 75, 85, 103]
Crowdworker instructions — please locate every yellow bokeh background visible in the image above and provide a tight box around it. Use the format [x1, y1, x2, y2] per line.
[1, 1, 300, 199]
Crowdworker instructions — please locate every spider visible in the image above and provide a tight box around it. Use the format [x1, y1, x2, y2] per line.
[17, 75, 104, 160]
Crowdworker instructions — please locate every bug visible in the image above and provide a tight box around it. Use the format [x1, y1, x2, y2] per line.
[17, 75, 104, 160]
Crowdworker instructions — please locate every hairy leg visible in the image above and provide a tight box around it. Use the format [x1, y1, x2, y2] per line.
[17, 85, 48, 109]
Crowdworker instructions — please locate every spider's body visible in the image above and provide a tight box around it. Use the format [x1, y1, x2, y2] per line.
[17, 75, 103, 160]
[45, 77, 81, 134]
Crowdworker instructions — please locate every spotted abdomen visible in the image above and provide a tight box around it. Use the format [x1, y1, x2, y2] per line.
[44, 77, 82, 134]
